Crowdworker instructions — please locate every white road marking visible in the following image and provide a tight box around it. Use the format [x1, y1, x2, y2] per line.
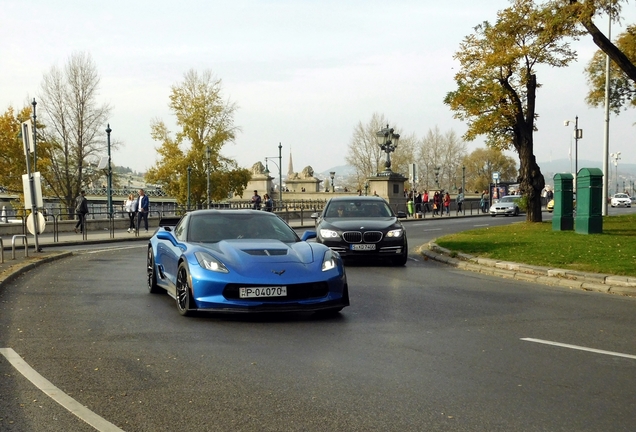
[521, 338, 636, 360]
[473, 224, 490, 227]
[0, 348, 125, 432]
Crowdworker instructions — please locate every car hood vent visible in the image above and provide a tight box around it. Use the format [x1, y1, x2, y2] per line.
[242, 249, 288, 256]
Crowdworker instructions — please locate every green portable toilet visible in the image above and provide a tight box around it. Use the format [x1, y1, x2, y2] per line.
[552, 173, 574, 231]
[575, 168, 603, 234]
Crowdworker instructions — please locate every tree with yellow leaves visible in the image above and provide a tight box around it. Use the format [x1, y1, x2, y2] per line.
[444, 0, 583, 222]
[146, 70, 250, 208]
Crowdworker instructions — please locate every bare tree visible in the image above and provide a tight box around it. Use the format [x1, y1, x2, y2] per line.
[345, 113, 387, 188]
[415, 127, 467, 192]
[38, 52, 112, 216]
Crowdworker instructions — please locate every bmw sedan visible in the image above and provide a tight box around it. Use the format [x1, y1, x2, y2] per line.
[312, 196, 408, 266]
[489, 195, 521, 217]
[147, 210, 349, 316]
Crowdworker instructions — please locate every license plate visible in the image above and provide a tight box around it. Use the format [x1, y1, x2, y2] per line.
[351, 244, 376, 251]
[239, 286, 287, 298]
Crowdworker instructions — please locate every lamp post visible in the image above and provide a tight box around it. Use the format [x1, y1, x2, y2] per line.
[206, 145, 211, 209]
[32, 98, 37, 171]
[564, 117, 582, 189]
[187, 165, 191, 211]
[264, 143, 283, 205]
[330, 172, 335, 193]
[434, 166, 441, 188]
[106, 124, 113, 218]
[610, 152, 621, 195]
[364, 181, 369, 196]
[375, 125, 400, 174]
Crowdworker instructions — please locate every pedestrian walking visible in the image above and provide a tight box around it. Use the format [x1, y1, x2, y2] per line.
[444, 192, 451, 216]
[456, 189, 464, 215]
[423, 190, 430, 215]
[74, 190, 89, 234]
[136, 189, 150, 232]
[433, 191, 441, 217]
[251, 190, 262, 210]
[124, 193, 138, 232]
[263, 193, 273, 212]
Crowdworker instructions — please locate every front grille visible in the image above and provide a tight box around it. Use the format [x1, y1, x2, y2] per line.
[223, 282, 329, 301]
[363, 231, 383, 242]
[342, 231, 362, 243]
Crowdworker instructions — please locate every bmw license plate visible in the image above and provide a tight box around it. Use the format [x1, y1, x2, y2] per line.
[351, 244, 376, 251]
[239, 286, 287, 298]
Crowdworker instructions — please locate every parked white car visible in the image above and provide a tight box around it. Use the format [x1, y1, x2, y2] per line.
[611, 193, 631, 208]
[489, 195, 521, 217]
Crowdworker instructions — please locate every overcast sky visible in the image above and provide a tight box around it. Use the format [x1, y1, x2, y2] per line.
[2, 0, 635, 176]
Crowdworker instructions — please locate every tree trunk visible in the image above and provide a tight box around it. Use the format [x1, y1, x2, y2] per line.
[517, 132, 545, 223]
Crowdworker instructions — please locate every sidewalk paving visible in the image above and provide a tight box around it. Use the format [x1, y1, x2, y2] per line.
[2, 211, 634, 297]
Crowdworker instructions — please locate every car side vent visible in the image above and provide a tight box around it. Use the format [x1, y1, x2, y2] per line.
[242, 249, 288, 256]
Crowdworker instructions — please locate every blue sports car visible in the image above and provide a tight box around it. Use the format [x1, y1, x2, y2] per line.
[147, 210, 349, 316]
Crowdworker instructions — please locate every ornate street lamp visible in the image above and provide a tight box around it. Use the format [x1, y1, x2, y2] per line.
[434, 166, 441, 187]
[330, 171, 335, 193]
[364, 181, 369, 196]
[375, 125, 400, 174]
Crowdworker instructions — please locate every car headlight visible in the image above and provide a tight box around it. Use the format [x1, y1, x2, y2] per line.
[386, 229, 403, 238]
[322, 250, 339, 272]
[194, 251, 229, 273]
[319, 229, 340, 239]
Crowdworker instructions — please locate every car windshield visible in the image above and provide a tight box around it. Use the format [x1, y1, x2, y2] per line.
[615, 194, 628, 198]
[325, 200, 393, 218]
[187, 213, 300, 243]
[499, 196, 516, 203]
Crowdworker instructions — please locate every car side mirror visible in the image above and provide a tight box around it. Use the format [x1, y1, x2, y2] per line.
[396, 211, 407, 219]
[310, 212, 320, 219]
[301, 230, 317, 241]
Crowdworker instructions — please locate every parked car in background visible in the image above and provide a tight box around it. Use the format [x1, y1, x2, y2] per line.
[489, 195, 521, 217]
[147, 210, 349, 316]
[611, 193, 632, 208]
[312, 196, 408, 266]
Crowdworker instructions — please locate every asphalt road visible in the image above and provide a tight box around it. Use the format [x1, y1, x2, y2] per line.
[1, 213, 635, 431]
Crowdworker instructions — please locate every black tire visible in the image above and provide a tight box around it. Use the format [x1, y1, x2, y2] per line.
[147, 247, 162, 294]
[491, 214, 496, 217]
[514, 207, 519, 216]
[176, 262, 195, 316]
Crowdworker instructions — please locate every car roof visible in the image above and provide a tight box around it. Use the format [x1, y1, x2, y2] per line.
[326, 196, 388, 204]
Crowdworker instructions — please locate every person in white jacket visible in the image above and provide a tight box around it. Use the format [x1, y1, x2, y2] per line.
[124, 193, 138, 232]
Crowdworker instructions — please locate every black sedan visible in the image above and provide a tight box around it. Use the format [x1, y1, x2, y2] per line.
[312, 196, 408, 266]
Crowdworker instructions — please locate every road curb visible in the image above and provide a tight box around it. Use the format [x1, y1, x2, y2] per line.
[420, 241, 636, 297]
[0, 251, 74, 289]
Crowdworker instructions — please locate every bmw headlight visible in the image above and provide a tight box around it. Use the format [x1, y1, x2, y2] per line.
[194, 251, 229, 273]
[319, 229, 340, 239]
[322, 250, 339, 272]
[386, 228, 403, 238]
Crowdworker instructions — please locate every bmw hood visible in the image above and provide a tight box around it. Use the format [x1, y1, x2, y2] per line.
[323, 217, 400, 230]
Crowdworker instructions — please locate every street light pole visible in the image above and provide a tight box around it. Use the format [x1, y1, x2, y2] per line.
[564, 117, 582, 190]
[330, 172, 335, 193]
[187, 165, 191, 211]
[278, 142, 283, 204]
[610, 152, 621, 195]
[206, 145, 211, 209]
[32, 98, 37, 171]
[106, 124, 113, 218]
